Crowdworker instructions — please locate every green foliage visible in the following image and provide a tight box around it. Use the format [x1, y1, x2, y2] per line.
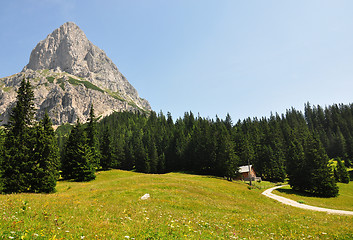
[100, 126, 112, 169]
[95, 111, 241, 177]
[2, 86, 12, 92]
[1, 79, 35, 193]
[1, 79, 59, 193]
[30, 113, 60, 193]
[287, 139, 307, 190]
[46, 76, 55, 83]
[55, 123, 73, 153]
[288, 134, 339, 197]
[56, 78, 65, 90]
[68, 77, 104, 93]
[0, 128, 5, 191]
[349, 170, 353, 180]
[105, 89, 126, 102]
[336, 157, 350, 183]
[93, 105, 349, 197]
[86, 104, 100, 168]
[61, 120, 96, 182]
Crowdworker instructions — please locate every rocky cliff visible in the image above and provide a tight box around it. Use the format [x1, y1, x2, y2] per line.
[0, 22, 151, 125]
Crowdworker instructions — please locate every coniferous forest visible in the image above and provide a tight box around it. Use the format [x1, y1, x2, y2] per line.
[0, 79, 352, 197]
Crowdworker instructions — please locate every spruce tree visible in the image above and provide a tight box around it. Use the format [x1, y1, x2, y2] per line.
[336, 157, 350, 183]
[287, 139, 307, 191]
[86, 104, 100, 168]
[148, 140, 158, 173]
[111, 133, 125, 169]
[224, 113, 233, 132]
[1, 78, 36, 193]
[132, 130, 147, 173]
[100, 126, 112, 169]
[157, 153, 166, 173]
[0, 128, 4, 191]
[222, 138, 239, 181]
[62, 120, 96, 181]
[304, 135, 339, 197]
[30, 112, 60, 193]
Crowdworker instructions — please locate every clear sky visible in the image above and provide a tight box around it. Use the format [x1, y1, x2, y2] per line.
[1, 0, 353, 122]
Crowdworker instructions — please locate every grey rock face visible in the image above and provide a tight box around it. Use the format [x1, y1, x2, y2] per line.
[0, 22, 151, 125]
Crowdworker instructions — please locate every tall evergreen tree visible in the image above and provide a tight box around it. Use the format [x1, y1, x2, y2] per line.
[31, 112, 60, 193]
[111, 133, 126, 169]
[336, 157, 350, 183]
[1, 78, 36, 193]
[86, 104, 100, 168]
[217, 131, 239, 180]
[0, 127, 4, 191]
[287, 138, 307, 191]
[224, 113, 233, 132]
[100, 126, 112, 169]
[133, 130, 148, 173]
[304, 135, 338, 197]
[62, 120, 96, 181]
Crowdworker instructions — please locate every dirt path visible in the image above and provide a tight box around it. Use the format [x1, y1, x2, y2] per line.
[262, 185, 353, 215]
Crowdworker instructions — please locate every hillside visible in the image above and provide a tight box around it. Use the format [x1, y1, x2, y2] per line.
[0, 170, 352, 239]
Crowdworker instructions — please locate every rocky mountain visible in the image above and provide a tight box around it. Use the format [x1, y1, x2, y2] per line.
[0, 22, 150, 125]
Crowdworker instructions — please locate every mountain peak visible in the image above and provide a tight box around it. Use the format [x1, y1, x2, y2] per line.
[62, 21, 79, 27]
[56, 22, 86, 38]
[24, 22, 90, 73]
[0, 22, 150, 125]
[56, 22, 84, 37]
[23, 22, 147, 106]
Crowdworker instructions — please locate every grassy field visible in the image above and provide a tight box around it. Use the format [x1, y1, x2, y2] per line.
[0, 170, 352, 239]
[274, 182, 353, 211]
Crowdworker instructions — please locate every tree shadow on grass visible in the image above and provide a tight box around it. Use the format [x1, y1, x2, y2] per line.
[276, 188, 320, 198]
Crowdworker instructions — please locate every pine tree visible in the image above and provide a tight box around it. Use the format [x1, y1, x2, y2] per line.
[111, 133, 125, 169]
[333, 128, 346, 159]
[147, 139, 158, 173]
[100, 126, 112, 169]
[224, 113, 233, 132]
[157, 153, 166, 173]
[86, 104, 100, 168]
[222, 137, 239, 181]
[123, 142, 135, 170]
[336, 157, 350, 183]
[0, 128, 4, 191]
[62, 120, 96, 181]
[30, 112, 60, 193]
[133, 130, 148, 173]
[1, 78, 36, 193]
[287, 139, 307, 191]
[304, 134, 339, 197]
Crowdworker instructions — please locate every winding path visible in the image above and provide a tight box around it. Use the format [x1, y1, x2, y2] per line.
[262, 185, 353, 216]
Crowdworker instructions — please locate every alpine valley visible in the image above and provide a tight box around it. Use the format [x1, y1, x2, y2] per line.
[0, 22, 151, 125]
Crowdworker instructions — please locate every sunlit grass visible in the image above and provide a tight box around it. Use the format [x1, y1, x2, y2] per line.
[0, 170, 352, 239]
[274, 182, 353, 211]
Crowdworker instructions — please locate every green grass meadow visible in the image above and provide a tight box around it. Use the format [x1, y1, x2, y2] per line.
[274, 182, 353, 211]
[0, 170, 352, 239]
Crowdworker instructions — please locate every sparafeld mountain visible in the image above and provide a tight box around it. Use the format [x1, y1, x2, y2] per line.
[0, 22, 151, 125]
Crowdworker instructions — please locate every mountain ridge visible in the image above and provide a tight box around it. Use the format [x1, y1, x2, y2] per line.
[0, 22, 151, 125]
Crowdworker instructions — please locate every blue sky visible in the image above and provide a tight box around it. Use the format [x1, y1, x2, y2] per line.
[1, 1, 353, 121]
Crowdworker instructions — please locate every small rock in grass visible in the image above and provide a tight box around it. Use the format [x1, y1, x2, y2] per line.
[140, 193, 150, 200]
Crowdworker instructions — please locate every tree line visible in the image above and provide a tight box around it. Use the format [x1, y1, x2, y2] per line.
[0, 79, 351, 197]
[90, 106, 350, 197]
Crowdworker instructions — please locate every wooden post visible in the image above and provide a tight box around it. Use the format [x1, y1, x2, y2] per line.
[248, 159, 252, 186]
